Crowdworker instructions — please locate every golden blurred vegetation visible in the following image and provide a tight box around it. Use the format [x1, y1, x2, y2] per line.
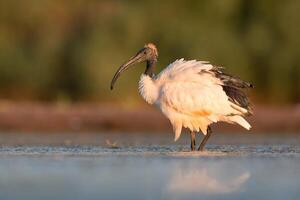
[0, 0, 299, 104]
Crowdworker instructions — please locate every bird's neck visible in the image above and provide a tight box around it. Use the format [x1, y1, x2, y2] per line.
[144, 59, 157, 78]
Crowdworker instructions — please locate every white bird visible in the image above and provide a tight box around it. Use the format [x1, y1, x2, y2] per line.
[111, 43, 253, 151]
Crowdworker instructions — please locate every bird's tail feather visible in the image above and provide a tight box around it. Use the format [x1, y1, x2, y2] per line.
[229, 115, 251, 130]
[172, 120, 182, 141]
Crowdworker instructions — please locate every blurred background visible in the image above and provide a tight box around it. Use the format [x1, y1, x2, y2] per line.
[0, 0, 299, 140]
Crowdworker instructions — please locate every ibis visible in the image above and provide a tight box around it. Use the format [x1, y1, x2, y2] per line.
[111, 43, 253, 151]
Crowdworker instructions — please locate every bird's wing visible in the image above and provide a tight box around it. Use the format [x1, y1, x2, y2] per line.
[157, 59, 252, 135]
[157, 59, 253, 115]
[159, 70, 233, 119]
[210, 66, 253, 115]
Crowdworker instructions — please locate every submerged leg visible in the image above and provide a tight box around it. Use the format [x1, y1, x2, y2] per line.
[198, 126, 212, 151]
[190, 131, 196, 151]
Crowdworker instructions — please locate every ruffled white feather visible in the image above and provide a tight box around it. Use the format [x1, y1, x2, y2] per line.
[139, 59, 251, 141]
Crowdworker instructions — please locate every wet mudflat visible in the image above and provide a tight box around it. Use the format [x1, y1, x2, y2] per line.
[0, 132, 299, 200]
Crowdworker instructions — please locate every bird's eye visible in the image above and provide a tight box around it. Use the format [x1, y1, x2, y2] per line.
[143, 51, 147, 54]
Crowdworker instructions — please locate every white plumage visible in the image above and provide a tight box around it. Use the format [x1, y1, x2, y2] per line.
[139, 59, 251, 141]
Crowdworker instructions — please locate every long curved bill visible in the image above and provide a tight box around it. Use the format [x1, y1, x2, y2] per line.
[110, 50, 145, 90]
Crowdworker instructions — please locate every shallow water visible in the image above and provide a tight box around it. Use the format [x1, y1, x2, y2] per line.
[0, 132, 300, 200]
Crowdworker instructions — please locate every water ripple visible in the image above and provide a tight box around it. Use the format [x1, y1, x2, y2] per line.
[0, 145, 299, 157]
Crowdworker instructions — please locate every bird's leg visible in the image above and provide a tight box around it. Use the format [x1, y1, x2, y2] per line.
[198, 126, 212, 151]
[190, 131, 196, 151]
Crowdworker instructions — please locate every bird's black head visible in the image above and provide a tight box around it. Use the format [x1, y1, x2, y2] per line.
[110, 43, 158, 90]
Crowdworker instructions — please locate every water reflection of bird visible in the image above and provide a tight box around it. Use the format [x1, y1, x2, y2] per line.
[111, 43, 253, 151]
[167, 169, 250, 194]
